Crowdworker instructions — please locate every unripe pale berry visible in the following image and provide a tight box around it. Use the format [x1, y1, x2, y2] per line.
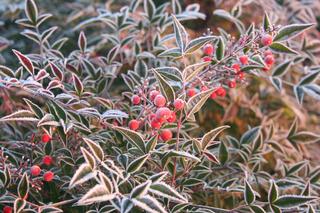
[149, 90, 160, 101]
[210, 91, 217, 99]
[239, 55, 249, 65]
[216, 87, 226, 97]
[30, 165, 41, 176]
[128, 119, 140, 131]
[160, 129, 173, 142]
[154, 94, 166, 107]
[203, 43, 214, 55]
[43, 171, 54, 182]
[202, 56, 212, 62]
[264, 55, 275, 66]
[167, 111, 176, 123]
[261, 34, 273, 46]
[231, 64, 241, 73]
[131, 95, 141, 105]
[228, 80, 236, 88]
[187, 88, 197, 97]
[41, 134, 51, 143]
[156, 107, 171, 120]
[174, 99, 184, 110]
[43, 155, 53, 166]
[3, 206, 12, 213]
[151, 119, 161, 129]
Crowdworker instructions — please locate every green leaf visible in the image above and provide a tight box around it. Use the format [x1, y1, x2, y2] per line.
[78, 31, 87, 52]
[303, 84, 320, 100]
[162, 150, 200, 167]
[273, 23, 314, 41]
[14, 198, 26, 213]
[127, 154, 149, 173]
[250, 205, 266, 213]
[72, 74, 84, 95]
[158, 48, 182, 58]
[144, 0, 155, 19]
[18, 173, 29, 199]
[77, 184, 115, 205]
[270, 42, 297, 54]
[23, 98, 44, 118]
[69, 163, 95, 188]
[25, 0, 38, 24]
[272, 60, 292, 77]
[219, 141, 228, 165]
[83, 138, 104, 162]
[149, 182, 187, 203]
[294, 85, 304, 104]
[299, 70, 320, 85]
[216, 37, 225, 60]
[268, 180, 279, 203]
[240, 126, 261, 145]
[80, 147, 96, 169]
[289, 131, 320, 144]
[273, 195, 318, 209]
[152, 68, 175, 102]
[201, 125, 229, 150]
[263, 12, 271, 31]
[172, 15, 188, 52]
[244, 180, 255, 205]
[186, 88, 215, 119]
[183, 61, 210, 82]
[270, 77, 282, 92]
[0, 65, 15, 77]
[131, 180, 151, 198]
[114, 126, 146, 153]
[286, 161, 306, 176]
[185, 36, 216, 54]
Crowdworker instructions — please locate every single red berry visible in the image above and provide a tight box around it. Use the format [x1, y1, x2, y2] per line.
[239, 55, 249, 65]
[167, 111, 176, 123]
[201, 85, 208, 91]
[154, 94, 166, 107]
[261, 34, 273, 46]
[43, 171, 54, 182]
[216, 87, 226, 97]
[237, 72, 245, 80]
[231, 64, 241, 73]
[131, 95, 141, 105]
[228, 80, 236, 88]
[156, 107, 171, 120]
[203, 43, 214, 55]
[3, 206, 12, 213]
[160, 129, 173, 142]
[43, 155, 53, 166]
[202, 56, 212, 62]
[173, 99, 184, 110]
[41, 134, 51, 143]
[30, 165, 41, 176]
[264, 50, 273, 57]
[149, 90, 160, 101]
[187, 88, 197, 97]
[151, 119, 162, 129]
[264, 55, 275, 66]
[262, 66, 270, 72]
[128, 119, 140, 131]
[210, 91, 217, 99]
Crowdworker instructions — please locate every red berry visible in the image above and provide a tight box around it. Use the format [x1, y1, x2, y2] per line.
[151, 119, 161, 129]
[231, 64, 241, 73]
[156, 107, 171, 120]
[228, 80, 236, 88]
[160, 129, 173, 142]
[210, 91, 217, 99]
[237, 72, 245, 80]
[239, 55, 249, 65]
[264, 55, 275, 66]
[202, 56, 212, 62]
[128, 119, 140, 131]
[43, 171, 54, 182]
[263, 66, 271, 72]
[174, 99, 184, 110]
[131, 95, 141, 105]
[167, 111, 176, 123]
[187, 88, 197, 97]
[30, 165, 41, 176]
[216, 87, 226, 97]
[3, 206, 12, 213]
[149, 90, 160, 101]
[264, 50, 273, 57]
[261, 34, 273, 46]
[154, 94, 166, 107]
[201, 86, 208, 91]
[41, 134, 51, 143]
[43, 155, 53, 166]
[203, 43, 214, 55]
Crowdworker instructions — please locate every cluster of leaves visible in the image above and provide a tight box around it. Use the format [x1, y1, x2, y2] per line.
[0, 0, 319, 212]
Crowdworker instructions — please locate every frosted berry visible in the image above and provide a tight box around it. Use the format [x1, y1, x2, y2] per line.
[237, 72, 245, 80]
[41, 134, 51, 143]
[149, 90, 160, 101]
[264, 50, 273, 57]
[216, 87, 226, 97]
[210, 91, 217, 99]
[174, 99, 184, 110]
[43, 171, 54, 182]
[43, 155, 53, 166]
[151, 119, 161, 129]
[160, 129, 173, 142]
[264, 55, 275, 66]
[203, 43, 214, 55]
[128, 119, 140, 131]
[261, 34, 273, 46]
[228, 80, 236, 88]
[3, 206, 12, 213]
[156, 107, 171, 120]
[239, 55, 249, 65]
[30, 165, 41, 176]
[154, 94, 166, 107]
[131, 95, 141, 105]
[202, 56, 212, 62]
[263, 66, 270, 72]
[187, 88, 197, 97]
[167, 111, 176, 123]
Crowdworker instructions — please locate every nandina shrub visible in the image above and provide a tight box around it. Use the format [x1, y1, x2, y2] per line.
[0, 0, 320, 212]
